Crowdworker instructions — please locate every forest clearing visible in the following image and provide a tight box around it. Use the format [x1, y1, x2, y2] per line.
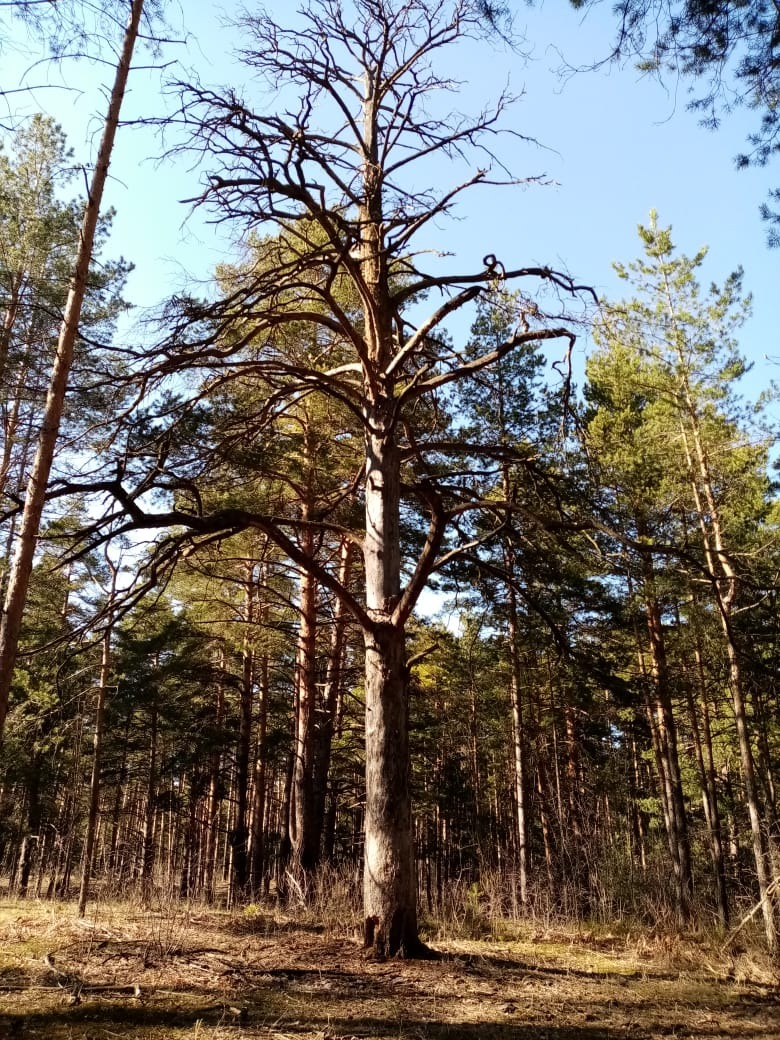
[1, 897, 779, 1040]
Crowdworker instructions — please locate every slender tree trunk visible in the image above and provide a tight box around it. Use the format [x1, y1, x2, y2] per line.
[276, 738, 294, 895]
[203, 648, 226, 901]
[78, 557, 119, 916]
[0, 330, 35, 502]
[685, 625, 729, 927]
[643, 589, 693, 922]
[77, 628, 111, 914]
[629, 736, 648, 871]
[248, 560, 269, 898]
[679, 408, 779, 949]
[140, 694, 158, 900]
[311, 539, 352, 861]
[109, 711, 132, 874]
[290, 534, 319, 882]
[0, 0, 145, 744]
[15, 760, 41, 897]
[231, 566, 255, 903]
[249, 646, 269, 897]
[0, 285, 20, 386]
[505, 565, 528, 907]
[628, 555, 693, 922]
[179, 773, 199, 899]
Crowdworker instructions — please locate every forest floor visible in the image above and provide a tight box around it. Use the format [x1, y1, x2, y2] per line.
[0, 899, 779, 1040]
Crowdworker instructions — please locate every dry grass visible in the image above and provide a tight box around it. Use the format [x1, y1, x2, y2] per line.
[0, 897, 778, 1039]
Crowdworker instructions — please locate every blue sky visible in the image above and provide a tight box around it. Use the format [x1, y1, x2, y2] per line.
[2, 0, 777, 407]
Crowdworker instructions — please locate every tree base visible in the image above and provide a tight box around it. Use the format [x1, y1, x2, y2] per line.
[364, 915, 440, 960]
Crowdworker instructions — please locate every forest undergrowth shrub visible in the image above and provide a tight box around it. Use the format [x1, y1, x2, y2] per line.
[421, 846, 754, 948]
[280, 861, 362, 935]
[80, 877, 201, 960]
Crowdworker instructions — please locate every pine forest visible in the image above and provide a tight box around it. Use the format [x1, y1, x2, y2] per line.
[1, 2, 780, 1037]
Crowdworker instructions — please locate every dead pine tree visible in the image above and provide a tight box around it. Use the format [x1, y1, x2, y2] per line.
[68, 0, 590, 957]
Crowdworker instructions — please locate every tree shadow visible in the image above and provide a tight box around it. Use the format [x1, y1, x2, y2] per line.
[1, 966, 778, 1039]
[218, 915, 327, 937]
[0, 999, 220, 1038]
[441, 948, 680, 983]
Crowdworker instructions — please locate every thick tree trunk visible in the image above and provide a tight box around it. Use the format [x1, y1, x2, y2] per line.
[363, 620, 419, 957]
[362, 409, 422, 957]
[0, 0, 145, 744]
[357, 84, 425, 949]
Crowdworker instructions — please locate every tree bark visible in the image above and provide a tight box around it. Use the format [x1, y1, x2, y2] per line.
[203, 648, 225, 902]
[361, 366, 422, 955]
[249, 646, 269, 897]
[505, 557, 528, 906]
[363, 618, 419, 957]
[77, 562, 117, 916]
[679, 408, 778, 949]
[685, 622, 729, 927]
[312, 539, 352, 863]
[230, 566, 255, 903]
[290, 535, 320, 882]
[140, 693, 158, 900]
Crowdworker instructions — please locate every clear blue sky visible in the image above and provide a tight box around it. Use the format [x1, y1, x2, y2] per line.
[2, 0, 777, 407]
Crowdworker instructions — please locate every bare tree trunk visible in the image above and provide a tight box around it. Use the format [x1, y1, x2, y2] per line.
[276, 754, 294, 893]
[231, 566, 255, 903]
[14, 763, 41, 897]
[76, 636, 109, 910]
[140, 694, 158, 901]
[290, 535, 319, 882]
[0, 0, 145, 743]
[643, 589, 693, 922]
[311, 539, 352, 860]
[249, 646, 268, 897]
[679, 408, 779, 950]
[629, 736, 648, 871]
[78, 554, 119, 916]
[628, 556, 693, 922]
[362, 391, 423, 956]
[685, 627, 729, 927]
[506, 579, 528, 907]
[203, 647, 226, 902]
[109, 711, 132, 874]
[0, 283, 21, 386]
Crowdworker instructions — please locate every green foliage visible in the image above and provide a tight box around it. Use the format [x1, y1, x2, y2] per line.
[587, 212, 768, 541]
